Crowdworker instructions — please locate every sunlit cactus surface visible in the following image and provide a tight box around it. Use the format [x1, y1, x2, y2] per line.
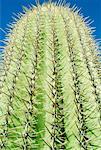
[0, 2, 101, 150]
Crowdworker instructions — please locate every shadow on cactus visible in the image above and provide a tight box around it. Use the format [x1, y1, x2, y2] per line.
[0, 1, 101, 149]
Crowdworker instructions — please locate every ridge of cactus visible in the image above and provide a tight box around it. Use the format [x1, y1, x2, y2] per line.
[0, 1, 101, 150]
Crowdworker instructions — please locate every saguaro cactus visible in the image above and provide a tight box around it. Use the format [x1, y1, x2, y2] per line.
[0, 2, 101, 150]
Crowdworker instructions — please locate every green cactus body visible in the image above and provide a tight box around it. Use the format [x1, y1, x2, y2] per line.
[0, 2, 101, 150]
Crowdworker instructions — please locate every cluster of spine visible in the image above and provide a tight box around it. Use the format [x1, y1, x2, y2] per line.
[0, 2, 101, 150]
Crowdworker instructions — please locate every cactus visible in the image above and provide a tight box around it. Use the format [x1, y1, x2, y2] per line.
[0, 2, 101, 150]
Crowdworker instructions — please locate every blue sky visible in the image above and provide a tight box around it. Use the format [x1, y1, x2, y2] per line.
[0, 0, 101, 47]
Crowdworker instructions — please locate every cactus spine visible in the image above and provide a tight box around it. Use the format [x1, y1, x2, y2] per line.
[0, 2, 101, 150]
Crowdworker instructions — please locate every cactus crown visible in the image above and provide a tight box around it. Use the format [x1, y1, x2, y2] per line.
[0, 1, 101, 150]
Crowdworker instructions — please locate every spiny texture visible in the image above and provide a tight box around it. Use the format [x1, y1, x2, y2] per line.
[0, 2, 101, 150]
